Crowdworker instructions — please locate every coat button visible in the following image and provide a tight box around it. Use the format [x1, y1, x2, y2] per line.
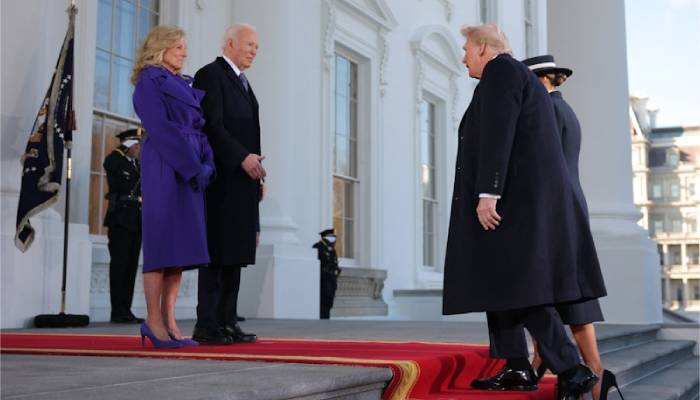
[460, 136, 464, 140]
[454, 196, 460, 200]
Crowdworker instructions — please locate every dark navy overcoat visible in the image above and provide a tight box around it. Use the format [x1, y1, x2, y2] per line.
[132, 66, 215, 272]
[193, 58, 261, 266]
[442, 54, 607, 314]
[549, 90, 604, 323]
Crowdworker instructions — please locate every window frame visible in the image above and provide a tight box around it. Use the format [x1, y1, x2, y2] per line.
[331, 49, 366, 266]
[419, 99, 439, 269]
[88, 0, 159, 236]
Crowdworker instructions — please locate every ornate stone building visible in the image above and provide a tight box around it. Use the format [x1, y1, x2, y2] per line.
[630, 95, 700, 321]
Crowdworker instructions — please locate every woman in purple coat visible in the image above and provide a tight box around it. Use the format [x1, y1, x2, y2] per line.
[130, 25, 214, 348]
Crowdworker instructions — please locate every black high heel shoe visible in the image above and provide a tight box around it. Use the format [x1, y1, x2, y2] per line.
[599, 369, 624, 400]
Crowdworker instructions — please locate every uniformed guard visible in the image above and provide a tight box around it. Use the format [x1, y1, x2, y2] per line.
[312, 229, 341, 319]
[104, 128, 144, 324]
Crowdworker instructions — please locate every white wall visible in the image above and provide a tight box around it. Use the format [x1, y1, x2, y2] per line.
[1, 0, 92, 328]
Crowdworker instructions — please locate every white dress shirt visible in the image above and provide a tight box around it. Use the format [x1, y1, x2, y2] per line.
[222, 54, 242, 77]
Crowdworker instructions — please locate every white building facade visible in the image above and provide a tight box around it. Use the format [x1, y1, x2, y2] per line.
[630, 96, 700, 321]
[1, 0, 661, 328]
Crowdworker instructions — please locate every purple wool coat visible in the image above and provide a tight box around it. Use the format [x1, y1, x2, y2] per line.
[132, 65, 215, 272]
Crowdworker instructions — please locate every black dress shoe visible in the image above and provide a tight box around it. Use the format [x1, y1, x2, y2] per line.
[110, 314, 143, 324]
[556, 364, 599, 400]
[222, 324, 257, 343]
[192, 327, 234, 345]
[470, 364, 538, 391]
[236, 315, 246, 322]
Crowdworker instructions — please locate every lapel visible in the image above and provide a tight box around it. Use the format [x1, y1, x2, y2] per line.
[216, 57, 254, 106]
[158, 72, 201, 109]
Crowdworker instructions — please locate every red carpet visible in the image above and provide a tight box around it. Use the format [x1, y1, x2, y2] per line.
[0, 333, 555, 399]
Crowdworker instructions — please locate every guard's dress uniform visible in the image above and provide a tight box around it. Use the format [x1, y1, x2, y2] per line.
[312, 235, 341, 319]
[103, 145, 142, 323]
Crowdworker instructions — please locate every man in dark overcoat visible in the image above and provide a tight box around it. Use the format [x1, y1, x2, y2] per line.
[103, 128, 144, 324]
[442, 24, 607, 399]
[191, 23, 263, 345]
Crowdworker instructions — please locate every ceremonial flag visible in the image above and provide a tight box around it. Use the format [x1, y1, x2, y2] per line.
[15, 6, 76, 252]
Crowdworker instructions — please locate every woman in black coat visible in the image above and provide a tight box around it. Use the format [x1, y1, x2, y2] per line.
[522, 55, 621, 400]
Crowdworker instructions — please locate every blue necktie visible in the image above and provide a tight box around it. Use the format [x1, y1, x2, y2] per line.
[239, 72, 249, 92]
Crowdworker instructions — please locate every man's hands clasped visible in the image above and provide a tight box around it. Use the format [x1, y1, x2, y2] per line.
[476, 197, 501, 230]
[242, 154, 266, 180]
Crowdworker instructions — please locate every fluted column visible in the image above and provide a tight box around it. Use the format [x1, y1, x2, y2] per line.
[548, 0, 662, 323]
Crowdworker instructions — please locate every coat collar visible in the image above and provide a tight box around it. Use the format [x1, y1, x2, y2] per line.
[215, 57, 256, 106]
[140, 66, 203, 109]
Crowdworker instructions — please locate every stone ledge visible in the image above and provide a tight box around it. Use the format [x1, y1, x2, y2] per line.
[332, 268, 388, 317]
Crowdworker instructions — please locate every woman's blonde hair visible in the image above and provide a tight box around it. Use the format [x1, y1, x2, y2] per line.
[460, 23, 512, 54]
[131, 25, 185, 85]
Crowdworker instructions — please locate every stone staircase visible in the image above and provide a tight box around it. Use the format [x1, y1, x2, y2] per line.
[2, 321, 697, 400]
[595, 325, 699, 400]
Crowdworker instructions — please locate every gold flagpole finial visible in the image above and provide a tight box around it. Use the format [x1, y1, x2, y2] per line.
[137, 127, 142, 137]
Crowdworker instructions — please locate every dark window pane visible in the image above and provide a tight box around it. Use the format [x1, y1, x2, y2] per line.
[334, 136, 349, 176]
[90, 116, 104, 172]
[333, 177, 344, 219]
[89, 174, 105, 234]
[97, 0, 113, 50]
[113, 0, 136, 59]
[344, 219, 354, 257]
[344, 180, 354, 218]
[111, 57, 134, 116]
[94, 49, 110, 109]
[349, 138, 357, 178]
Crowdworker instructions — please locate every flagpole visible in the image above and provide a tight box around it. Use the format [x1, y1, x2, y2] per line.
[33, 0, 88, 327]
[60, 0, 76, 315]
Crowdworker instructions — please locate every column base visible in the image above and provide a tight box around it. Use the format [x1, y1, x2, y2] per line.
[593, 228, 663, 324]
[238, 243, 319, 319]
[1, 194, 92, 328]
[332, 267, 388, 317]
[89, 242, 199, 322]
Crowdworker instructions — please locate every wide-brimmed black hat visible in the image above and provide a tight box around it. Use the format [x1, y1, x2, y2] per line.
[319, 228, 336, 237]
[116, 128, 143, 141]
[521, 55, 572, 77]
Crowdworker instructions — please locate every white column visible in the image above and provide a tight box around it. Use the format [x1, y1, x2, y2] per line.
[225, 0, 321, 318]
[681, 243, 688, 271]
[664, 277, 672, 306]
[1, 0, 92, 328]
[682, 278, 690, 309]
[548, 0, 662, 323]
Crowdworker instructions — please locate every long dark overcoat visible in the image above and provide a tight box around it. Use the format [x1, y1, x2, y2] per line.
[132, 66, 215, 272]
[442, 54, 607, 314]
[193, 57, 261, 266]
[549, 90, 604, 323]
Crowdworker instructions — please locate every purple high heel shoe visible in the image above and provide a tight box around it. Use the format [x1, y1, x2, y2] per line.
[140, 323, 181, 349]
[168, 332, 200, 347]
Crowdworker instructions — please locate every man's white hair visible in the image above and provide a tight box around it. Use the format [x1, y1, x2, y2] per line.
[221, 23, 256, 50]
